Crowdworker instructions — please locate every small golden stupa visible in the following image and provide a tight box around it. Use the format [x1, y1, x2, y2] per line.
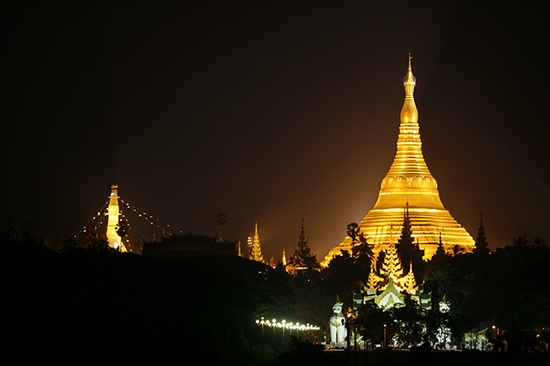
[322, 55, 474, 267]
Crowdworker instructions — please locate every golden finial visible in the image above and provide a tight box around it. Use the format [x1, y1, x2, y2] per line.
[403, 53, 416, 95]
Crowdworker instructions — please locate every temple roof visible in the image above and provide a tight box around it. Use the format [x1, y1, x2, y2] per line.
[375, 278, 404, 309]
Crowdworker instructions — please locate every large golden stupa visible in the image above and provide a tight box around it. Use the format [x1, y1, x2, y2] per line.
[322, 55, 474, 267]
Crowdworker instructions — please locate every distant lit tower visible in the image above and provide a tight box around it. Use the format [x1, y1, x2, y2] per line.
[236, 240, 243, 257]
[106, 184, 125, 251]
[249, 221, 265, 263]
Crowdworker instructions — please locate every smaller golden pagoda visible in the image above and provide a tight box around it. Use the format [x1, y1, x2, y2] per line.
[323, 55, 474, 267]
[249, 221, 265, 263]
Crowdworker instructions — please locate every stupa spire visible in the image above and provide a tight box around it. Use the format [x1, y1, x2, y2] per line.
[403, 53, 416, 97]
[366, 257, 382, 290]
[250, 221, 265, 263]
[322, 55, 474, 267]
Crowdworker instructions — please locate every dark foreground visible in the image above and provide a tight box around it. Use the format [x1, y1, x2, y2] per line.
[325, 348, 550, 366]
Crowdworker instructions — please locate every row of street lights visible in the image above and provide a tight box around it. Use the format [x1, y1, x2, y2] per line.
[256, 318, 321, 332]
[256, 317, 321, 343]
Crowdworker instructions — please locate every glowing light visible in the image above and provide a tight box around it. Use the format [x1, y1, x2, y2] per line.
[106, 185, 124, 251]
[255, 318, 321, 331]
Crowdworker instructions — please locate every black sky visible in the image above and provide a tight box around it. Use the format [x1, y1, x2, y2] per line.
[2, 1, 549, 258]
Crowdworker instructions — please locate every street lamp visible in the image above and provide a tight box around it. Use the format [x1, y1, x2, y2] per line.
[255, 317, 266, 363]
[282, 320, 286, 345]
[345, 307, 359, 366]
[257, 317, 265, 336]
[383, 324, 387, 349]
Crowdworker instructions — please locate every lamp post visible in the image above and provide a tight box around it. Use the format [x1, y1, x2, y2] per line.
[260, 317, 265, 338]
[255, 317, 266, 363]
[362, 319, 367, 366]
[351, 316, 358, 366]
[282, 320, 286, 346]
[345, 308, 359, 365]
[343, 318, 350, 360]
[383, 324, 387, 349]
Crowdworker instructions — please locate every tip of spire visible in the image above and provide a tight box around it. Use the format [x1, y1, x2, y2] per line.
[403, 53, 416, 91]
[406, 53, 414, 77]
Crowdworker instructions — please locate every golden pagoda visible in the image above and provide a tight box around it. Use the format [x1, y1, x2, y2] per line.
[106, 184, 127, 252]
[249, 221, 265, 263]
[322, 55, 474, 267]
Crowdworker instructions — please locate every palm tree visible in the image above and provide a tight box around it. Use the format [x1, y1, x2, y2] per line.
[425, 265, 455, 312]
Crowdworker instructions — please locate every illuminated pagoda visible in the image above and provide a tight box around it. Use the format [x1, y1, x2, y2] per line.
[106, 184, 127, 252]
[236, 240, 243, 257]
[322, 55, 474, 267]
[249, 221, 265, 263]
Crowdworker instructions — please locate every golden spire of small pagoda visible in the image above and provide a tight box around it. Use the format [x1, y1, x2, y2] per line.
[322, 54, 474, 267]
[379, 241, 404, 284]
[400, 261, 418, 294]
[366, 256, 382, 290]
[250, 221, 265, 263]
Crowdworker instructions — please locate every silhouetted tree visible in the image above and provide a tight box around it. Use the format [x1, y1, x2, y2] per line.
[21, 221, 33, 242]
[7, 220, 21, 241]
[533, 236, 546, 248]
[346, 222, 373, 273]
[513, 233, 528, 247]
[357, 302, 394, 346]
[393, 294, 424, 346]
[215, 212, 227, 242]
[320, 250, 361, 307]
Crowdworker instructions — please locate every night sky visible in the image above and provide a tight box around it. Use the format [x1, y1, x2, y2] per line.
[2, 1, 549, 259]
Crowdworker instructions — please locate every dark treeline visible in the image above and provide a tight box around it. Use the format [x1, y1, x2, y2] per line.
[1, 231, 318, 365]
[1, 230, 549, 365]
